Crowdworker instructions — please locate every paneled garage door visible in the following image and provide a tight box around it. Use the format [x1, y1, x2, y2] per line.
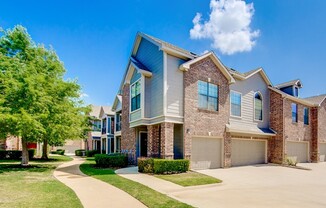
[191, 137, 222, 169]
[319, 143, 326, 162]
[286, 141, 309, 163]
[231, 139, 267, 167]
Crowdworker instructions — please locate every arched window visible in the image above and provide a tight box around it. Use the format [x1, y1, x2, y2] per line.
[254, 92, 263, 121]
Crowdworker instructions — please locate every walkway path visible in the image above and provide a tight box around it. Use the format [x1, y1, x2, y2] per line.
[53, 157, 146, 208]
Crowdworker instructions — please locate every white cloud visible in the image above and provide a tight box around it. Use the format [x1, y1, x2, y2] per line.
[190, 0, 260, 55]
[80, 93, 89, 98]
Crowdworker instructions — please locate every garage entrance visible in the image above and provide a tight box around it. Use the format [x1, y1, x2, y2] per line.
[231, 139, 267, 167]
[319, 143, 326, 162]
[191, 137, 222, 169]
[286, 141, 309, 163]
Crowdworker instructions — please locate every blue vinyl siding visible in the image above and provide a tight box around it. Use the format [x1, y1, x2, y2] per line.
[136, 38, 163, 118]
[280, 86, 294, 96]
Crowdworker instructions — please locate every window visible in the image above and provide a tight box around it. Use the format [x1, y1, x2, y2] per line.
[304, 107, 309, 125]
[254, 92, 263, 121]
[231, 91, 241, 117]
[198, 80, 218, 111]
[292, 103, 298, 123]
[131, 80, 141, 111]
[294, 87, 299, 97]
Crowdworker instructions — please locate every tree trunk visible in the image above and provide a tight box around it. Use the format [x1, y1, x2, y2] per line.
[21, 137, 29, 166]
[42, 139, 48, 160]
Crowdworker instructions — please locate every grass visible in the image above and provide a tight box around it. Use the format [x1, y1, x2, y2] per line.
[0, 155, 82, 208]
[0, 155, 73, 163]
[80, 159, 192, 208]
[155, 171, 222, 187]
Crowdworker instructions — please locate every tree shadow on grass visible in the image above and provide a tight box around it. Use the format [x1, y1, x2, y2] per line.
[0, 164, 56, 174]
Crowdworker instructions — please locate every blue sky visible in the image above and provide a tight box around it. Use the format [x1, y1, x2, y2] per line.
[1, 0, 326, 105]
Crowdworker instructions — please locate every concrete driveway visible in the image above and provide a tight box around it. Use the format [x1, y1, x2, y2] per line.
[177, 163, 326, 208]
[118, 163, 326, 208]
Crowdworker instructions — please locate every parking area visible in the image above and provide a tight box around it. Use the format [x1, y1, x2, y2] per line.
[173, 163, 326, 208]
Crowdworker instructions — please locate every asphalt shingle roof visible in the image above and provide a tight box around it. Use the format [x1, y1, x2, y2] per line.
[303, 94, 326, 105]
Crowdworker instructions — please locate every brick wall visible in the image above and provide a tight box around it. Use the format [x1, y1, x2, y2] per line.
[311, 107, 318, 162]
[147, 124, 160, 157]
[269, 90, 284, 163]
[147, 123, 174, 159]
[318, 100, 326, 142]
[183, 56, 230, 163]
[121, 83, 137, 164]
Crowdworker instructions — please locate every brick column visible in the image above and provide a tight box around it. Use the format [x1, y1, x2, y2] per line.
[121, 83, 136, 164]
[147, 125, 160, 158]
[223, 132, 231, 168]
[311, 107, 319, 162]
[160, 122, 174, 159]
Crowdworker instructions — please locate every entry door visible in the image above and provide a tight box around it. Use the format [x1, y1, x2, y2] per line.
[140, 132, 148, 157]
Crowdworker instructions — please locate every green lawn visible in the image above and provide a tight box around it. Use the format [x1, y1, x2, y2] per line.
[155, 171, 222, 187]
[80, 159, 192, 208]
[0, 156, 82, 208]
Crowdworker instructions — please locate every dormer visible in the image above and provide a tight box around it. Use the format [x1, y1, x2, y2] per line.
[275, 79, 302, 97]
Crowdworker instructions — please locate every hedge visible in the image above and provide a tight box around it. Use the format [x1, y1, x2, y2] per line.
[50, 149, 65, 155]
[75, 149, 85, 156]
[138, 158, 189, 174]
[0, 149, 35, 160]
[94, 153, 128, 168]
[86, 150, 100, 157]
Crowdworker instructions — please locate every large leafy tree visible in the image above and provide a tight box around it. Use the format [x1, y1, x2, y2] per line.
[0, 25, 90, 164]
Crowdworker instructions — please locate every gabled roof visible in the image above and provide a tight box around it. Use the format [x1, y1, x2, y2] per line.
[89, 105, 101, 119]
[304, 94, 326, 106]
[112, 95, 122, 112]
[134, 32, 197, 59]
[179, 51, 235, 84]
[269, 86, 316, 107]
[227, 67, 272, 86]
[275, 79, 302, 89]
[99, 106, 114, 118]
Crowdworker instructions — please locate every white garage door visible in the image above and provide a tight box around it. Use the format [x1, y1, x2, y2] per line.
[231, 139, 266, 167]
[287, 141, 309, 163]
[319, 143, 326, 162]
[191, 137, 222, 169]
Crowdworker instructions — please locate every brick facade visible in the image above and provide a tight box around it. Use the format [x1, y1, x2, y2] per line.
[269, 90, 284, 163]
[121, 83, 137, 164]
[311, 107, 318, 162]
[183, 57, 230, 164]
[318, 100, 326, 143]
[147, 123, 174, 159]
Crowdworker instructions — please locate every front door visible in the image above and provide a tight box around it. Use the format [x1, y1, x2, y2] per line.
[140, 132, 148, 157]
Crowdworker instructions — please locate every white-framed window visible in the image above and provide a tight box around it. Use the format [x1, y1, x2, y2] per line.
[254, 92, 263, 121]
[230, 91, 241, 117]
[131, 80, 141, 112]
[198, 80, 218, 111]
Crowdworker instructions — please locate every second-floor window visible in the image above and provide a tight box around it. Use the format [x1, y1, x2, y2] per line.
[254, 92, 263, 121]
[304, 107, 309, 125]
[131, 80, 141, 112]
[230, 91, 241, 117]
[292, 103, 298, 123]
[198, 80, 218, 111]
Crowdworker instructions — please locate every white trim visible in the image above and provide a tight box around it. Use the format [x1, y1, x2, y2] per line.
[163, 52, 167, 116]
[230, 90, 242, 118]
[161, 46, 195, 59]
[253, 91, 264, 122]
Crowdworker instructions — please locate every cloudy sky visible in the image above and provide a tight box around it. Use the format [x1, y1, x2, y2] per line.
[1, 0, 326, 105]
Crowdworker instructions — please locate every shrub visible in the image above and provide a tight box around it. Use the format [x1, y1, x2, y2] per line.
[0, 150, 7, 159]
[0, 150, 35, 160]
[75, 149, 85, 156]
[50, 149, 65, 155]
[138, 157, 154, 173]
[86, 150, 100, 157]
[94, 153, 128, 168]
[153, 159, 189, 174]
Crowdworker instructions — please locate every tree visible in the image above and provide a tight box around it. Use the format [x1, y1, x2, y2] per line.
[0, 25, 89, 164]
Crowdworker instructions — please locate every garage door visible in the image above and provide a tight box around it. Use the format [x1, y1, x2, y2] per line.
[287, 141, 308, 163]
[191, 137, 222, 169]
[231, 139, 266, 167]
[319, 143, 326, 162]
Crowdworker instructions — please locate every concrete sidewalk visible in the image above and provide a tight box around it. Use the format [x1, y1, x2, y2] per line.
[53, 157, 146, 208]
